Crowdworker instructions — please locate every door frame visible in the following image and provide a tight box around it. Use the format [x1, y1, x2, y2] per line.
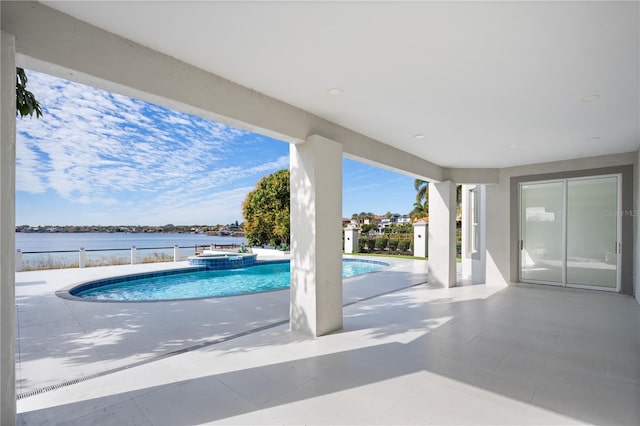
[518, 173, 622, 292]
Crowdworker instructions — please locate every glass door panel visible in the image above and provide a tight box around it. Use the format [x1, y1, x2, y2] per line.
[520, 182, 564, 283]
[566, 177, 618, 289]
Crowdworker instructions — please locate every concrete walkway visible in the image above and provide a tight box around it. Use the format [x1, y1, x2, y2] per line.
[15, 258, 640, 425]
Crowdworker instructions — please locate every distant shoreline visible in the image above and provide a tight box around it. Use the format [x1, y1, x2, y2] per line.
[16, 224, 244, 236]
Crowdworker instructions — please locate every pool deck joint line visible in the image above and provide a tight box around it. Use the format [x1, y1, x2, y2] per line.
[16, 280, 427, 400]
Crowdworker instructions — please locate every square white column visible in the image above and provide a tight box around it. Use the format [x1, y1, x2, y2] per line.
[429, 180, 456, 287]
[290, 135, 343, 337]
[413, 220, 428, 257]
[0, 31, 17, 426]
[344, 225, 359, 254]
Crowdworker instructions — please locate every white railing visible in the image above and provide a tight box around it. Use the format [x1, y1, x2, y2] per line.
[15, 244, 242, 272]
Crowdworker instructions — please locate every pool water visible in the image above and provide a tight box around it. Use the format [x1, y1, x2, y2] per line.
[74, 259, 388, 301]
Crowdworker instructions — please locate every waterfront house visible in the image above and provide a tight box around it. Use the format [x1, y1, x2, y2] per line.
[1, 2, 639, 424]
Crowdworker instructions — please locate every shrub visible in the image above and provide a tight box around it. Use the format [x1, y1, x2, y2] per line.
[367, 238, 376, 252]
[398, 239, 410, 252]
[358, 237, 367, 253]
[141, 252, 172, 264]
[375, 237, 388, 251]
[388, 239, 399, 251]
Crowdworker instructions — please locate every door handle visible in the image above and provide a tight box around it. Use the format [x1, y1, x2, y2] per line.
[520, 240, 523, 250]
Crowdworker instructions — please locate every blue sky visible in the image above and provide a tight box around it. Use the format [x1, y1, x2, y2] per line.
[16, 71, 418, 226]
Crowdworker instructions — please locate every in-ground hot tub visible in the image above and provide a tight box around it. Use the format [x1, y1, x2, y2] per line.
[187, 251, 258, 270]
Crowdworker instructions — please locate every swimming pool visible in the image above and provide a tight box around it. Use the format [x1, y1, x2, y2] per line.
[65, 259, 389, 302]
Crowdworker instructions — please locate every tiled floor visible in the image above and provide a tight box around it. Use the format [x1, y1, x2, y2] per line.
[15, 259, 640, 425]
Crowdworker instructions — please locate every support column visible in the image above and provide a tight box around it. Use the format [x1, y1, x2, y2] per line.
[1, 31, 17, 426]
[413, 220, 428, 257]
[344, 224, 359, 254]
[428, 180, 456, 287]
[290, 135, 343, 337]
[472, 185, 487, 284]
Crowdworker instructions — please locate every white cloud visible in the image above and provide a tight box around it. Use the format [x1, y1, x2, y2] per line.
[16, 70, 289, 224]
[15, 133, 47, 193]
[18, 72, 241, 199]
[245, 155, 289, 174]
[141, 186, 253, 225]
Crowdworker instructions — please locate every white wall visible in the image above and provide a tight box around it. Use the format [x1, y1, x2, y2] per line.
[0, 30, 16, 426]
[485, 176, 512, 286]
[485, 152, 637, 288]
[636, 149, 640, 305]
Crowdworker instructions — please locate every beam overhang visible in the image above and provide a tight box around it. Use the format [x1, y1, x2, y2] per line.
[443, 168, 500, 185]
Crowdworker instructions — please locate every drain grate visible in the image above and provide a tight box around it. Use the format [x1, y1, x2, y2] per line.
[19, 376, 98, 399]
[17, 281, 425, 400]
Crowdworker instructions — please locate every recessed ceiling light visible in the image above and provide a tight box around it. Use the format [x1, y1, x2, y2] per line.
[586, 136, 601, 142]
[413, 134, 425, 140]
[328, 88, 343, 96]
[582, 94, 600, 102]
[508, 143, 519, 148]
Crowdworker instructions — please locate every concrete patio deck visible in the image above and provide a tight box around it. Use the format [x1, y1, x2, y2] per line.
[15, 256, 429, 397]
[15, 257, 640, 425]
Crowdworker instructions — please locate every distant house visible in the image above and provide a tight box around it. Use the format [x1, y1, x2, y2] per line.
[344, 213, 409, 231]
[377, 213, 403, 231]
[363, 216, 381, 226]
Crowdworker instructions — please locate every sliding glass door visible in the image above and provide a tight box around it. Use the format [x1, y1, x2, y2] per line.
[520, 182, 564, 284]
[519, 175, 620, 291]
[566, 177, 619, 289]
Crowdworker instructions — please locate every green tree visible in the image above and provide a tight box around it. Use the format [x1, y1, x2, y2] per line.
[361, 223, 376, 234]
[410, 201, 426, 221]
[242, 169, 290, 246]
[16, 68, 43, 119]
[414, 179, 429, 210]
[413, 179, 462, 218]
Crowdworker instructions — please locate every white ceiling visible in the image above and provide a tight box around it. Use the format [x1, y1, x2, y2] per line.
[42, 1, 639, 169]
